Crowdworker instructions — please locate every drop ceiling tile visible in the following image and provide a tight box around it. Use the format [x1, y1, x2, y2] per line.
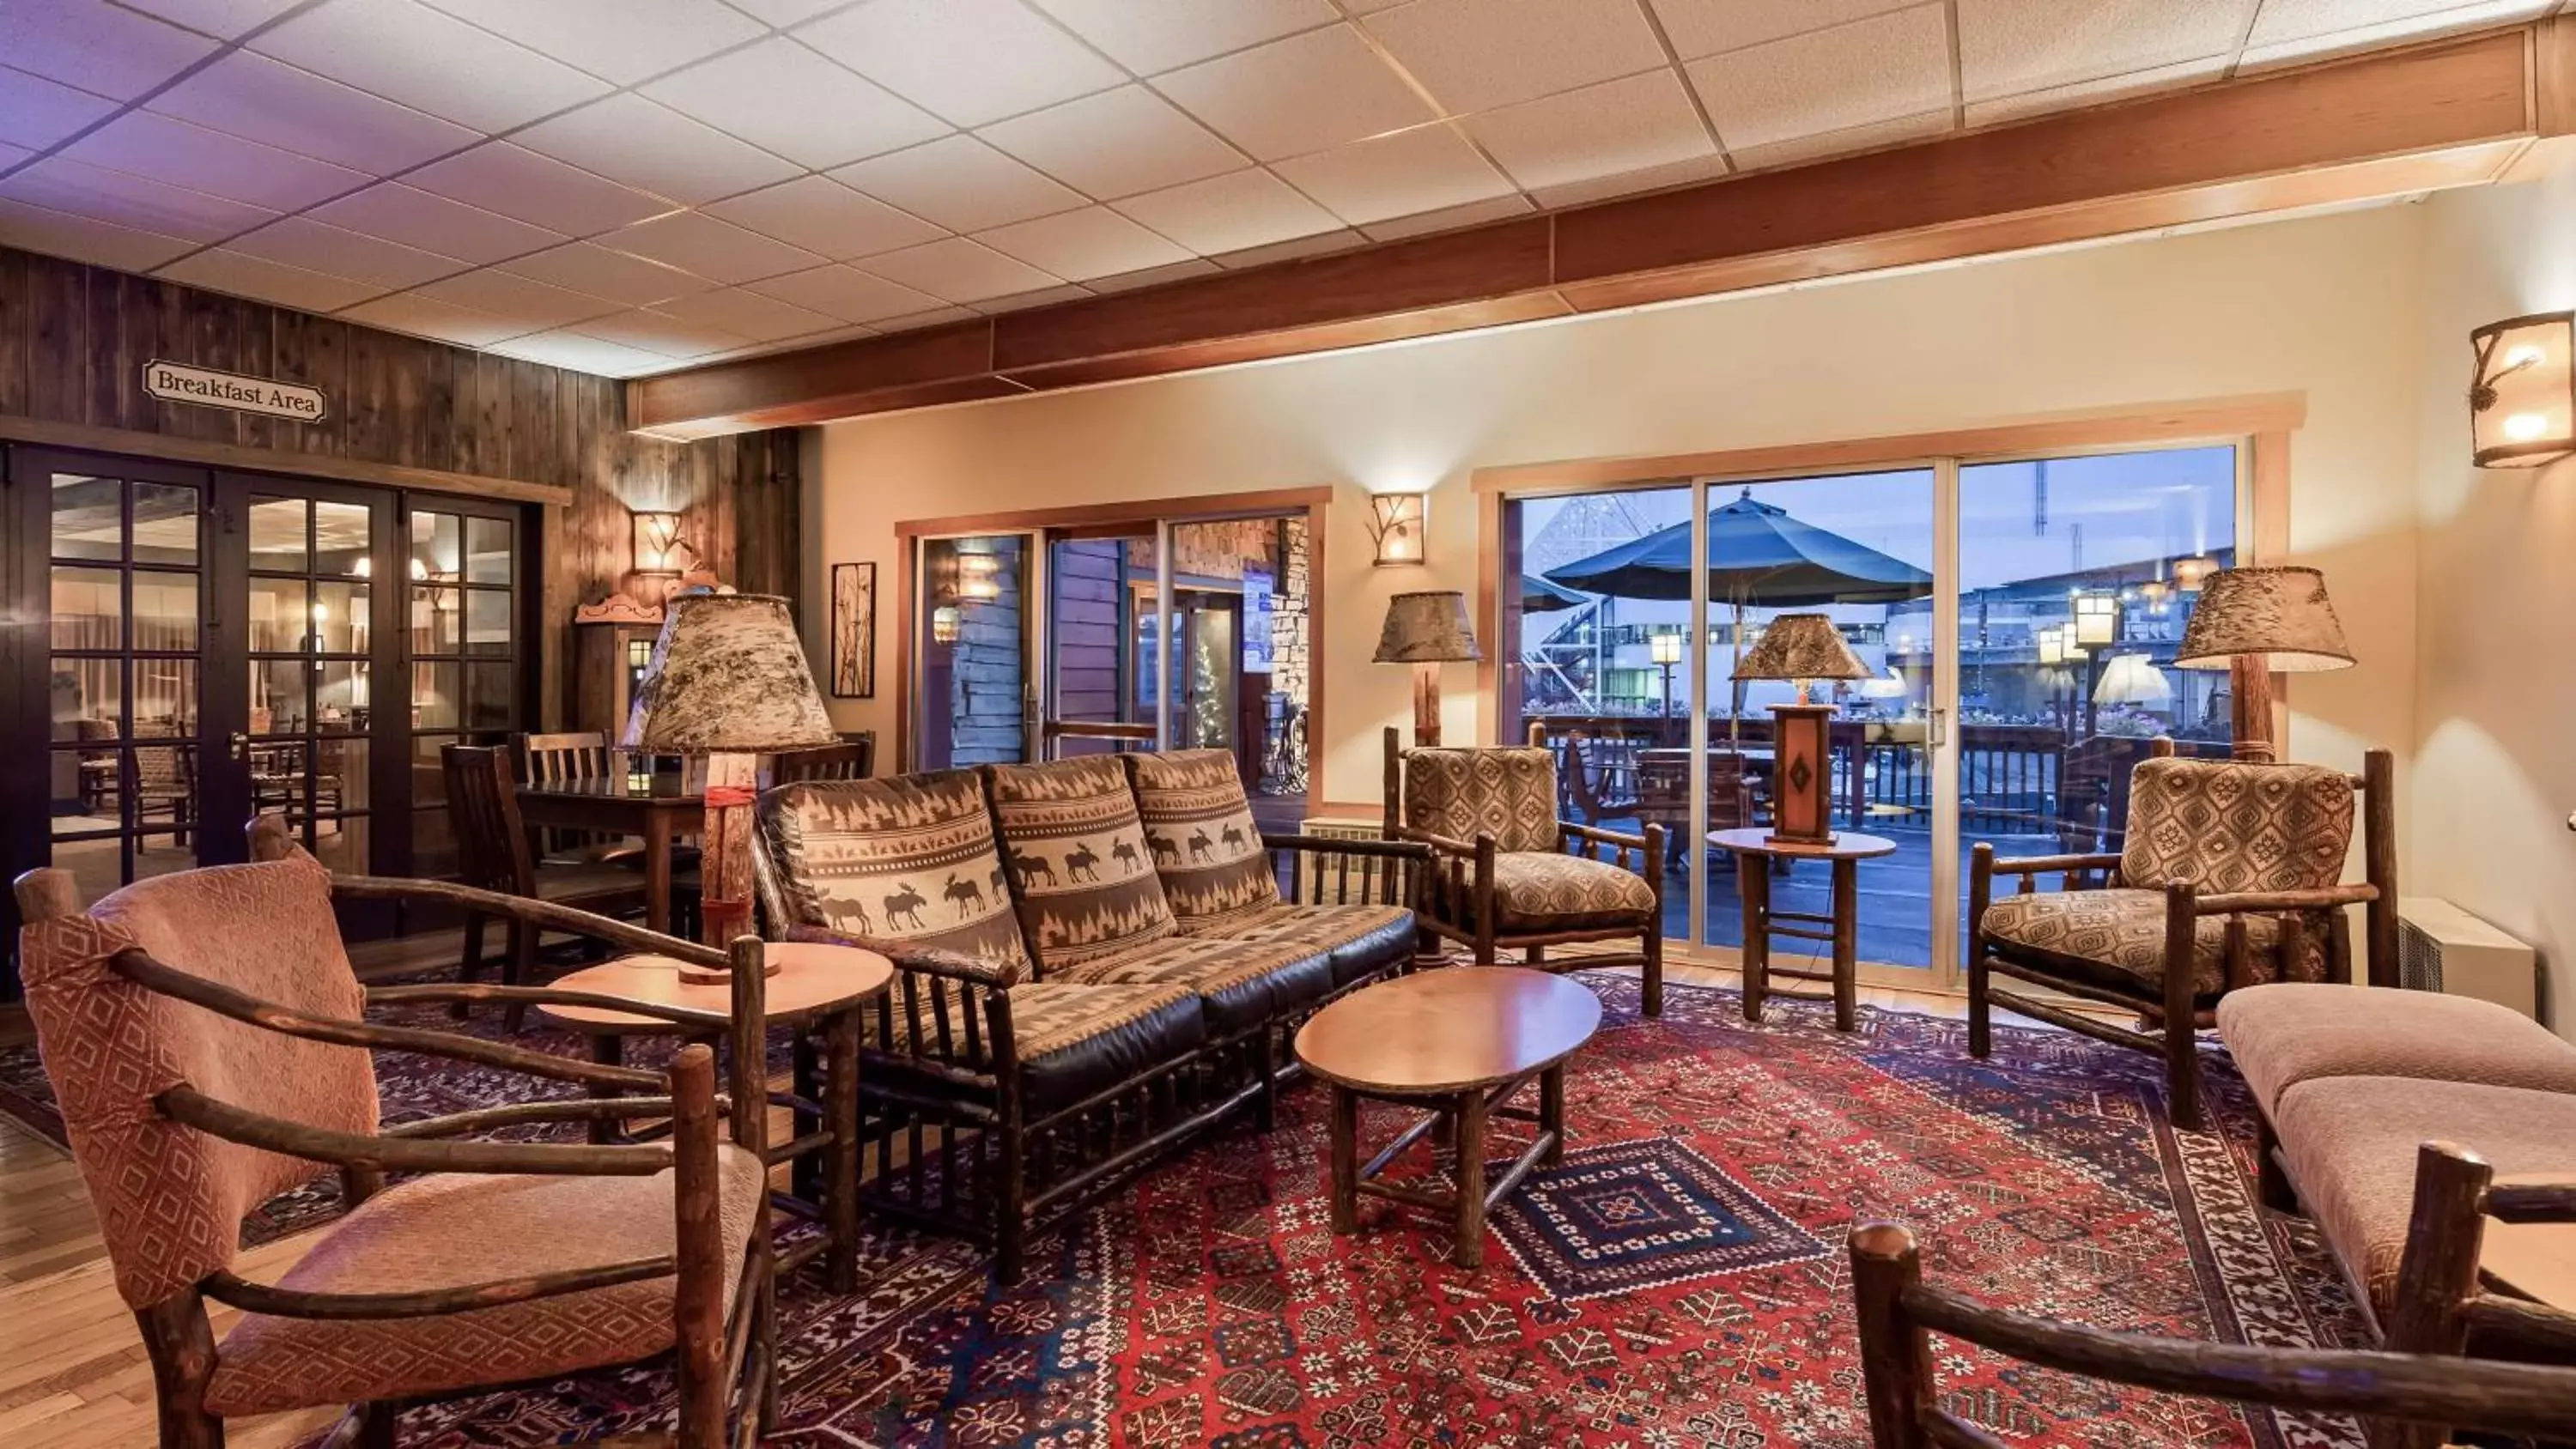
[705, 175, 949, 259]
[1527, 149, 1731, 208]
[250, 0, 612, 132]
[119, 0, 307, 38]
[156, 249, 384, 312]
[600, 210, 825, 284]
[309, 182, 566, 264]
[64, 110, 370, 212]
[743, 264, 947, 323]
[873, 305, 982, 332]
[975, 206, 1193, 280]
[225, 215, 471, 288]
[980, 87, 1249, 202]
[1112, 167, 1340, 256]
[499, 240, 711, 305]
[569, 309, 751, 359]
[860, 236, 1062, 303]
[642, 38, 951, 171]
[654, 286, 843, 343]
[408, 142, 674, 238]
[1962, 54, 2225, 125]
[1361, 0, 1669, 114]
[0, 0, 218, 101]
[975, 283, 1093, 314]
[0, 66, 120, 152]
[0, 156, 276, 242]
[797, 0, 1127, 129]
[1958, 0, 2250, 103]
[1645, 0, 1923, 59]
[1211, 228, 1369, 268]
[1028, 0, 1339, 74]
[729, 0, 854, 21]
[146, 51, 481, 174]
[514, 94, 800, 207]
[1271, 124, 1515, 227]
[1726, 106, 1951, 172]
[416, 0, 764, 86]
[416, 267, 625, 328]
[339, 289, 537, 346]
[1461, 68, 1715, 194]
[490, 328, 677, 375]
[0, 196, 197, 271]
[2241, 0, 2549, 64]
[831, 136, 1087, 233]
[1358, 191, 1532, 240]
[1154, 26, 1434, 162]
[1686, 5, 1953, 152]
[1086, 257, 1221, 292]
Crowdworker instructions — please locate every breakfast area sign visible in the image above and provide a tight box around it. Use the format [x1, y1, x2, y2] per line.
[142, 360, 327, 423]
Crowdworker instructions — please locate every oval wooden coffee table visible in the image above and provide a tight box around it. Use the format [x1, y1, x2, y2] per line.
[1294, 967, 1601, 1269]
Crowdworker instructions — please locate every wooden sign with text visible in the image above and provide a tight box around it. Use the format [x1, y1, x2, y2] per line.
[141, 360, 328, 423]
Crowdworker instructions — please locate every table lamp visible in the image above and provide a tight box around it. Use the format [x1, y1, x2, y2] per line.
[1732, 613, 1869, 844]
[2172, 566, 2353, 763]
[624, 592, 838, 966]
[1375, 590, 1482, 747]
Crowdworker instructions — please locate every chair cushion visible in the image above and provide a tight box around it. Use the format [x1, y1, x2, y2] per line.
[1053, 936, 1332, 1036]
[1483, 852, 1657, 932]
[2273, 1076, 2576, 1315]
[1980, 888, 2329, 998]
[2121, 757, 2354, 895]
[1401, 747, 1560, 854]
[1123, 749, 1281, 925]
[204, 1144, 767, 1416]
[2218, 983, 2576, 1119]
[1005, 980, 1206, 1109]
[758, 773, 1031, 983]
[985, 756, 1176, 974]
[1178, 902, 1418, 986]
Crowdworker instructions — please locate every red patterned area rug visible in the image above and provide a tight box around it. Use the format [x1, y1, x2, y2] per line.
[297, 973, 2372, 1449]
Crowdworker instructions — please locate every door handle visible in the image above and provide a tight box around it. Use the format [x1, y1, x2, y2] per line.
[1929, 708, 1949, 749]
[228, 731, 249, 762]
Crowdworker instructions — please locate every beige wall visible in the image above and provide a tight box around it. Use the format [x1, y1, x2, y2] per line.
[2412, 155, 2576, 1034]
[817, 203, 2429, 822]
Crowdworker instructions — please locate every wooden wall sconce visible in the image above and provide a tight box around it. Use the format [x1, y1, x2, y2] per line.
[1367, 493, 1427, 567]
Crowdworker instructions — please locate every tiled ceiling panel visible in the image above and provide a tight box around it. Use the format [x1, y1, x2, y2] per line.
[0, 0, 2553, 376]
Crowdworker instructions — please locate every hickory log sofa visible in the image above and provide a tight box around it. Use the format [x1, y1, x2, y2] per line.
[751, 748, 1427, 1282]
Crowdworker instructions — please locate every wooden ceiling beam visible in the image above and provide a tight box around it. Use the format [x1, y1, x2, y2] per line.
[630, 25, 2547, 435]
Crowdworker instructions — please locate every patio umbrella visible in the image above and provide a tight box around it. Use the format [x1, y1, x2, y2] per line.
[1521, 574, 1590, 613]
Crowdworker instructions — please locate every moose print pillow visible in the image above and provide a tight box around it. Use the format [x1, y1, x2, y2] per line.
[758, 771, 1032, 981]
[1123, 749, 1280, 930]
[983, 755, 1176, 975]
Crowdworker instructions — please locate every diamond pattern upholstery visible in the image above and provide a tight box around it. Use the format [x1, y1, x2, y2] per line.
[1481, 852, 1658, 932]
[1980, 888, 2330, 997]
[1400, 747, 1560, 854]
[2120, 758, 2354, 895]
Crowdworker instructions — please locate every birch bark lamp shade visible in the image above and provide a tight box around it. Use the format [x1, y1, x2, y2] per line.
[1375, 591, 1482, 747]
[1730, 614, 1869, 700]
[624, 592, 837, 958]
[1730, 614, 1868, 845]
[2171, 566, 2353, 763]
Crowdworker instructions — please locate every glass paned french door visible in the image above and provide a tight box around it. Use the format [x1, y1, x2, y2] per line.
[403, 500, 526, 878]
[916, 533, 1036, 770]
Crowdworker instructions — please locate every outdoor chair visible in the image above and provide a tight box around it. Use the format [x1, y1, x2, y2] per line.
[1968, 739, 2397, 1129]
[1558, 729, 1639, 826]
[1384, 724, 1665, 1016]
[14, 815, 776, 1448]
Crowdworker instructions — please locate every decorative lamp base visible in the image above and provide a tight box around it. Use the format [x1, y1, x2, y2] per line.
[1765, 702, 1838, 846]
[1411, 660, 1443, 748]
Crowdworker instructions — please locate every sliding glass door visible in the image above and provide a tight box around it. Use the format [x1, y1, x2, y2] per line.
[915, 533, 1037, 770]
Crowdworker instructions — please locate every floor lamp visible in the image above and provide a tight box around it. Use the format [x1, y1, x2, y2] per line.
[1374, 591, 1483, 748]
[2171, 566, 2354, 763]
[623, 591, 840, 969]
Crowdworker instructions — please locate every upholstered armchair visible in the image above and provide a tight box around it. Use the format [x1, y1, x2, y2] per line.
[1968, 742, 2396, 1130]
[1382, 724, 1666, 1016]
[15, 815, 776, 1448]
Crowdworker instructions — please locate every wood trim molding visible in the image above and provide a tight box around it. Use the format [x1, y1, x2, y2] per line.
[893, 485, 1336, 537]
[0, 415, 577, 506]
[1469, 393, 2307, 496]
[631, 29, 2532, 434]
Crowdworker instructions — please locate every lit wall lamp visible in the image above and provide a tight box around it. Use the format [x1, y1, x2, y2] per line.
[954, 551, 1002, 601]
[932, 605, 964, 644]
[632, 510, 693, 577]
[2034, 623, 2070, 666]
[2470, 311, 2576, 468]
[2070, 591, 2119, 649]
[1366, 492, 1427, 567]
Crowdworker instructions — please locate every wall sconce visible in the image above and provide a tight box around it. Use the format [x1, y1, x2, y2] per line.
[2470, 312, 2576, 468]
[2071, 591, 2119, 649]
[1366, 492, 1427, 567]
[632, 510, 692, 577]
[931, 604, 964, 644]
[953, 551, 1002, 601]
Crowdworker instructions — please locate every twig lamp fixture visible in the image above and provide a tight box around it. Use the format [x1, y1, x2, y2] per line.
[2470, 312, 2576, 468]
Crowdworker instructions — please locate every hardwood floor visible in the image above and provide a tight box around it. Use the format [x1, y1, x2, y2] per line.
[0, 955, 2008, 1447]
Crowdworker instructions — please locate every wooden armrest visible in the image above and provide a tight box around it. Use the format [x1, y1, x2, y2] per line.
[1562, 821, 1649, 851]
[1397, 827, 1486, 858]
[2488, 1181, 2576, 1223]
[784, 924, 1014, 987]
[1260, 832, 1432, 862]
[2190, 883, 2379, 915]
[381, 1096, 691, 1139]
[1986, 852, 2122, 876]
[158, 1085, 672, 1177]
[205, 1257, 677, 1320]
[366, 982, 710, 1029]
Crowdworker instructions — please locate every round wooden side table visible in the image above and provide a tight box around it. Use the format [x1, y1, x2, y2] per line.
[1708, 828, 1896, 1033]
[539, 941, 895, 1292]
[1293, 967, 1601, 1269]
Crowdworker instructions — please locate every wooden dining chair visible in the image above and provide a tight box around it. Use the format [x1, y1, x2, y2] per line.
[768, 737, 872, 785]
[444, 744, 653, 1029]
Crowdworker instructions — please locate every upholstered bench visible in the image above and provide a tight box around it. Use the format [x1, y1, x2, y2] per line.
[2217, 983, 2576, 1119]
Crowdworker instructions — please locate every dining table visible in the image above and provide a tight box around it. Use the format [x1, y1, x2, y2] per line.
[513, 773, 704, 934]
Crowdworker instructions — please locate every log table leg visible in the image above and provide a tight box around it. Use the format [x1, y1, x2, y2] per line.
[1741, 853, 1771, 1022]
[1453, 1088, 1489, 1269]
[1540, 1063, 1566, 1167]
[1328, 1087, 1358, 1234]
[1832, 857, 1858, 1034]
[824, 1009, 860, 1294]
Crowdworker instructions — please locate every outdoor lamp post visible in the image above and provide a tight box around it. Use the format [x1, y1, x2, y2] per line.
[1732, 613, 1870, 845]
[1649, 630, 1682, 721]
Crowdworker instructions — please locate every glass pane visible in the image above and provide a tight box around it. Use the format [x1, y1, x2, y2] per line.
[249, 496, 308, 573]
[252, 739, 305, 818]
[412, 733, 455, 808]
[316, 738, 368, 812]
[314, 500, 371, 577]
[465, 516, 511, 584]
[52, 744, 116, 827]
[413, 587, 461, 652]
[413, 662, 459, 729]
[1048, 533, 1151, 757]
[917, 536, 1028, 769]
[134, 572, 199, 651]
[50, 657, 120, 741]
[250, 577, 309, 652]
[134, 832, 197, 882]
[318, 661, 368, 731]
[54, 833, 124, 901]
[412, 807, 456, 878]
[132, 482, 198, 567]
[410, 511, 460, 582]
[313, 579, 369, 654]
[465, 589, 512, 655]
[52, 474, 122, 561]
[51, 566, 124, 649]
[311, 815, 368, 873]
[132, 745, 197, 839]
[252, 658, 310, 734]
[465, 661, 514, 731]
[136, 658, 195, 739]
